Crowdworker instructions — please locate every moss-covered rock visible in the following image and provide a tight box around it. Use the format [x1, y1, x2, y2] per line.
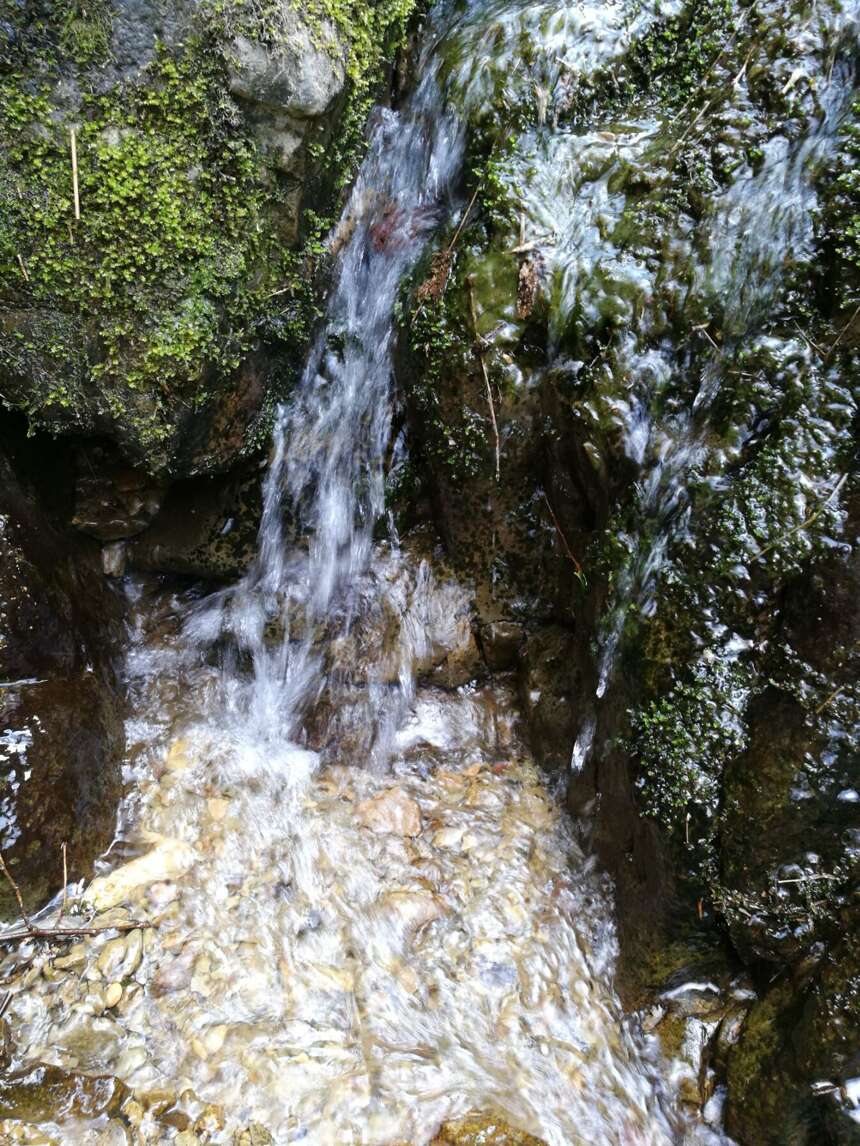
[395, 0, 859, 1135]
[0, 0, 415, 475]
[726, 936, 860, 1145]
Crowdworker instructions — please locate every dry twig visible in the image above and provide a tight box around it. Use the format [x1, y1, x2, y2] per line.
[69, 127, 80, 221]
[542, 491, 585, 584]
[0, 846, 148, 946]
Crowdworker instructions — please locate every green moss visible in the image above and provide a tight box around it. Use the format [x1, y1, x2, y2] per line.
[0, 42, 277, 459]
[56, 0, 112, 66]
[824, 96, 860, 314]
[0, 0, 417, 468]
[625, 0, 741, 108]
[631, 658, 749, 837]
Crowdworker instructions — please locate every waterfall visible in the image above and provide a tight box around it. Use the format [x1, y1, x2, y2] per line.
[10, 0, 844, 1141]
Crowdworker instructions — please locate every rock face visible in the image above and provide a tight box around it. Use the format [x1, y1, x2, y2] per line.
[394, 0, 860, 1140]
[0, 0, 413, 476]
[0, 442, 124, 921]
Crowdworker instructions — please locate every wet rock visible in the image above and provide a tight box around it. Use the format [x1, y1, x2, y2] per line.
[0, 446, 124, 920]
[101, 541, 127, 578]
[431, 1114, 546, 1144]
[71, 444, 165, 541]
[84, 838, 194, 910]
[726, 935, 860, 1145]
[0, 1063, 130, 1121]
[479, 621, 525, 672]
[517, 627, 580, 771]
[357, 788, 422, 837]
[128, 464, 263, 579]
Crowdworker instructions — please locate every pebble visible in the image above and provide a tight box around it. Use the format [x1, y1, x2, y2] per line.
[357, 788, 422, 836]
[85, 838, 195, 910]
[115, 1045, 147, 1077]
[105, 982, 123, 1008]
[207, 796, 230, 821]
[166, 738, 192, 772]
[53, 945, 87, 971]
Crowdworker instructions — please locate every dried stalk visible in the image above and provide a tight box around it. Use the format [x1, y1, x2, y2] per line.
[467, 275, 500, 482]
[542, 491, 584, 579]
[0, 852, 32, 929]
[70, 127, 80, 221]
[16, 254, 29, 282]
[814, 684, 845, 716]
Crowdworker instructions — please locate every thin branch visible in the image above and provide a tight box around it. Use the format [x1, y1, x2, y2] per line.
[445, 183, 481, 258]
[542, 491, 584, 577]
[0, 851, 32, 929]
[467, 275, 501, 482]
[827, 301, 860, 356]
[814, 684, 845, 716]
[58, 842, 68, 925]
[0, 920, 150, 945]
[16, 254, 29, 282]
[0, 844, 148, 945]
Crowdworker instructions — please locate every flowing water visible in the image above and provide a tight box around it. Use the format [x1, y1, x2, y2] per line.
[8, 0, 855, 1140]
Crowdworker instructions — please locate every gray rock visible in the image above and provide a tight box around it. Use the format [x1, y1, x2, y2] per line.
[228, 11, 345, 119]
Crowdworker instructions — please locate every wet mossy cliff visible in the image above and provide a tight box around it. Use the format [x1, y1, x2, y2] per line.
[0, 0, 414, 477]
[394, 0, 860, 1141]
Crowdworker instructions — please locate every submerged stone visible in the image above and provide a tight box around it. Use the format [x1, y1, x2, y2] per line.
[431, 1114, 546, 1144]
[0, 1064, 129, 1122]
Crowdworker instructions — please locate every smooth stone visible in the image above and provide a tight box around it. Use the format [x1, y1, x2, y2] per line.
[357, 788, 422, 837]
[104, 982, 123, 1008]
[85, 838, 195, 910]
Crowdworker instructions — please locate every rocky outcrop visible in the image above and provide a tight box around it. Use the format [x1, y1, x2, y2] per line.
[395, 0, 860, 1139]
[0, 0, 415, 476]
[0, 439, 124, 921]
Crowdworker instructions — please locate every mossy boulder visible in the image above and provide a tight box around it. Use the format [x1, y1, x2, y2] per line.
[0, 0, 415, 476]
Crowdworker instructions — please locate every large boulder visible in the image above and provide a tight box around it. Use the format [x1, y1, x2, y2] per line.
[0, 442, 124, 921]
[0, 0, 414, 476]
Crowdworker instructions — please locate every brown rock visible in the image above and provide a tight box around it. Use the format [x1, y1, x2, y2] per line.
[432, 1114, 546, 1145]
[357, 788, 422, 836]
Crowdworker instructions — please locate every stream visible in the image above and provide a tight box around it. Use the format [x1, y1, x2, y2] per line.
[1, 0, 855, 1141]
